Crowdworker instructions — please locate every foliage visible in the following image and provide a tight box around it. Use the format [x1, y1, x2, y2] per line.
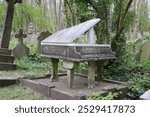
[88, 92, 119, 100]
[127, 73, 150, 100]
[104, 52, 150, 82]
[0, 2, 5, 24]
[8, 41, 51, 78]
[0, 85, 44, 100]
[13, 4, 51, 32]
[0, 2, 51, 32]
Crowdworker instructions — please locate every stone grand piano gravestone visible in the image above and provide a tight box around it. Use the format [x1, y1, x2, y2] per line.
[40, 19, 116, 89]
[12, 29, 29, 58]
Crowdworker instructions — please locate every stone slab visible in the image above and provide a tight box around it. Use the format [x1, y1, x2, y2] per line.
[0, 77, 18, 87]
[0, 48, 12, 55]
[22, 79, 55, 98]
[0, 62, 16, 70]
[42, 19, 100, 44]
[25, 75, 128, 100]
[0, 54, 15, 63]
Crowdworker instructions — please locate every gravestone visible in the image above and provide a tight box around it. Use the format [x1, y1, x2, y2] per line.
[12, 29, 29, 58]
[0, 0, 22, 48]
[140, 89, 150, 100]
[41, 19, 116, 89]
[37, 31, 51, 54]
[133, 39, 143, 52]
[135, 40, 150, 61]
[28, 22, 35, 34]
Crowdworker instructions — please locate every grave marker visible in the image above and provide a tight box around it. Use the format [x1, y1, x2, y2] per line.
[28, 22, 35, 34]
[12, 28, 29, 58]
[135, 40, 150, 61]
[37, 31, 51, 54]
[0, 0, 22, 48]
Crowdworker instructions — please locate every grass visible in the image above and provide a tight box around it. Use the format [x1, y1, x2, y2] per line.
[0, 84, 46, 100]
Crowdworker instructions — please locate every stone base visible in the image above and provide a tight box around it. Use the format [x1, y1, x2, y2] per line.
[0, 48, 12, 55]
[0, 77, 19, 87]
[0, 62, 16, 70]
[0, 54, 15, 63]
[0, 48, 16, 70]
[22, 74, 128, 100]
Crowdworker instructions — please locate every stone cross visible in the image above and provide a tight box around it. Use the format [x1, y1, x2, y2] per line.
[12, 28, 29, 58]
[15, 28, 27, 43]
[0, 0, 22, 48]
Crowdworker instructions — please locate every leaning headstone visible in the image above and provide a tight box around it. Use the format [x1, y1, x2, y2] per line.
[28, 22, 35, 34]
[135, 40, 150, 61]
[133, 39, 143, 52]
[37, 31, 51, 54]
[12, 29, 29, 58]
[140, 89, 150, 100]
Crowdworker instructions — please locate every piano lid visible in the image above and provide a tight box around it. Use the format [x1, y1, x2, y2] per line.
[41, 18, 100, 44]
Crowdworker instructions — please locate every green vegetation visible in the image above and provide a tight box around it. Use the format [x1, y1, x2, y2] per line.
[88, 92, 119, 100]
[0, 3, 51, 32]
[0, 85, 45, 100]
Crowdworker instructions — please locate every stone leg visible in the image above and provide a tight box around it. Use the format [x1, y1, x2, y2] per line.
[50, 58, 59, 82]
[96, 60, 105, 82]
[63, 61, 75, 88]
[88, 61, 96, 89]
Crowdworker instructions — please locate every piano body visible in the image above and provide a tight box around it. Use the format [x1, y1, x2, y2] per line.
[40, 19, 116, 88]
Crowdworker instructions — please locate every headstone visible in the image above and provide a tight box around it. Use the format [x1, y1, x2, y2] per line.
[28, 22, 35, 34]
[140, 89, 150, 100]
[133, 39, 143, 52]
[135, 40, 150, 61]
[0, 0, 22, 48]
[37, 31, 51, 54]
[12, 28, 29, 58]
[26, 33, 38, 44]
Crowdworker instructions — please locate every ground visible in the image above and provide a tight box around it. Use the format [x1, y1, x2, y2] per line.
[0, 84, 47, 100]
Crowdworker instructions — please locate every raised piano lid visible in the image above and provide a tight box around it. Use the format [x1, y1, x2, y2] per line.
[41, 18, 100, 44]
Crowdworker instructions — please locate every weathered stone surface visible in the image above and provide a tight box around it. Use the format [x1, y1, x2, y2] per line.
[12, 29, 29, 58]
[1, 0, 22, 48]
[25, 75, 128, 100]
[28, 22, 35, 34]
[42, 19, 100, 44]
[37, 31, 51, 54]
[0, 62, 16, 70]
[0, 77, 18, 87]
[41, 44, 116, 61]
[22, 79, 55, 98]
[140, 89, 150, 100]
[0, 54, 15, 63]
[135, 40, 150, 61]
[0, 48, 11, 55]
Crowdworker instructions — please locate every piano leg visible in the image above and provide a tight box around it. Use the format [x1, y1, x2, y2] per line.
[88, 61, 96, 89]
[50, 58, 59, 82]
[63, 61, 75, 88]
[96, 60, 105, 82]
